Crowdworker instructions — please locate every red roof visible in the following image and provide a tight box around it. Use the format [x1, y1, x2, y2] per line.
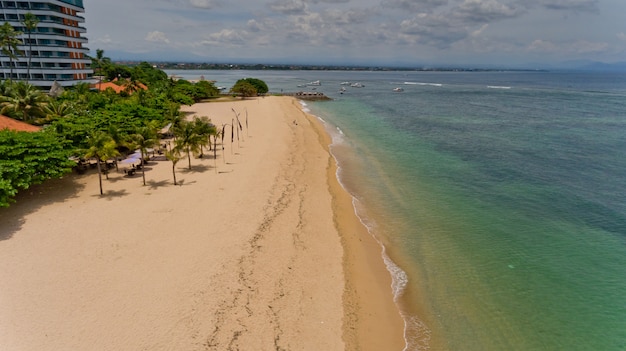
[0, 115, 41, 132]
[91, 79, 148, 94]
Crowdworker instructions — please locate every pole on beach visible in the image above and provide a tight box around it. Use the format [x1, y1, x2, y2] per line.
[232, 108, 243, 144]
[231, 119, 235, 153]
[245, 108, 249, 138]
[221, 124, 227, 164]
[213, 134, 217, 174]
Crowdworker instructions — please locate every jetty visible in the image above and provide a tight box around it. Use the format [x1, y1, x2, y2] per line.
[280, 91, 332, 101]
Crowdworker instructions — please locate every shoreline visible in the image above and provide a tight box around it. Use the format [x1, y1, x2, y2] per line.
[0, 96, 405, 350]
[295, 99, 406, 350]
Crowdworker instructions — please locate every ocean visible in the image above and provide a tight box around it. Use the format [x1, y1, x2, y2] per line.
[167, 69, 626, 350]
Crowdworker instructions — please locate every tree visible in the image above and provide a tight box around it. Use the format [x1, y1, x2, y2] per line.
[131, 125, 158, 185]
[173, 120, 202, 170]
[21, 12, 39, 84]
[0, 81, 48, 122]
[0, 129, 75, 207]
[165, 148, 182, 185]
[84, 131, 119, 195]
[239, 78, 268, 94]
[230, 81, 257, 99]
[192, 116, 216, 156]
[0, 22, 23, 83]
[39, 99, 73, 125]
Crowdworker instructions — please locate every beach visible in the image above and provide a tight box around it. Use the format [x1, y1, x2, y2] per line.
[0, 96, 404, 350]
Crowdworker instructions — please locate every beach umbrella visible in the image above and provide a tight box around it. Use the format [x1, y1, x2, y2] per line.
[120, 156, 140, 166]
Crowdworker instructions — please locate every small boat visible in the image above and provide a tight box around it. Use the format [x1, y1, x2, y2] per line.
[308, 80, 321, 86]
[393, 87, 404, 92]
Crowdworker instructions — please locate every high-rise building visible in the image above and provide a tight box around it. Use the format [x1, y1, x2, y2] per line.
[0, 0, 93, 89]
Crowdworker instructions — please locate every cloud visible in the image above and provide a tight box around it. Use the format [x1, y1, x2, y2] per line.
[382, 0, 448, 13]
[189, 0, 220, 9]
[454, 0, 524, 22]
[93, 34, 113, 44]
[145, 31, 171, 43]
[269, 0, 308, 15]
[528, 38, 608, 54]
[522, 0, 599, 13]
[323, 8, 374, 25]
[201, 29, 248, 46]
[542, 0, 599, 12]
[399, 14, 468, 47]
[83, 0, 625, 65]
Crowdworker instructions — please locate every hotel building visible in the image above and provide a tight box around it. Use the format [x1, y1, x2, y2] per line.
[0, 0, 93, 88]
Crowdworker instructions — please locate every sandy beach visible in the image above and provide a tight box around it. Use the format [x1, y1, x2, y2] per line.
[0, 96, 404, 350]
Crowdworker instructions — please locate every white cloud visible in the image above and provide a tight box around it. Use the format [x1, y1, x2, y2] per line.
[145, 31, 171, 44]
[189, 0, 220, 9]
[83, 0, 626, 65]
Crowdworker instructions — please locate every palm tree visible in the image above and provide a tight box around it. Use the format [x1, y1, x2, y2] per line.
[85, 131, 119, 195]
[173, 120, 202, 170]
[21, 12, 39, 84]
[192, 116, 216, 156]
[39, 99, 72, 124]
[0, 22, 23, 83]
[165, 148, 182, 185]
[90, 49, 111, 90]
[132, 125, 158, 185]
[165, 101, 183, 129]
[0, 81, 47, 121]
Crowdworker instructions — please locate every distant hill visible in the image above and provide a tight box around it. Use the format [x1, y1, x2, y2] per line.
[556, 60, 626, 72]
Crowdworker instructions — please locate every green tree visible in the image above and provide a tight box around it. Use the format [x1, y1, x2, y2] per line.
[40, 99, 73, 124]
[192, 116, 216, 156]
[230, 81, 257, 99]
[165, 148, 182, 185]
[239, 78, 268, 94]
[90, 49, 111, 90]
[0, 22, 23, 83]
[21, 12, 39, 84]
[131, 125, 158, 185]
[84, 130, 119, 195]
[0, 81, 48, 122]
[173, 120, 202, 170]
[0, 129, 75, 207]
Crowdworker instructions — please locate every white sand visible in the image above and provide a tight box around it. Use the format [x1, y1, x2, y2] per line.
[0, 96, 404, 350]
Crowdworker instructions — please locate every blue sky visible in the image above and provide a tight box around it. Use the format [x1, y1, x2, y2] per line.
[84, 0, 626, 67]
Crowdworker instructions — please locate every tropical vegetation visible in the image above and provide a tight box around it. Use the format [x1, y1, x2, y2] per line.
[0, 47, 269, 206]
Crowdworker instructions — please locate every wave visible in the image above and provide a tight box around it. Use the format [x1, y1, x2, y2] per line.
[404, 82, 443, 87]
[487, 85, 512, 89]
[298, 100, 311, 113]
[326, 140, 430, 351]
[302, 100, 432, 351]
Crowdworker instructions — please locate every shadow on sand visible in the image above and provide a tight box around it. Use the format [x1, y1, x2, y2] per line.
[0, 174, 86, 241]
[180, 164, 211, 174]
[146, 179, 170, 190]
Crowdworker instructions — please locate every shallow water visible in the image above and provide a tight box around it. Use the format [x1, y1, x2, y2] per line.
[169, 70, 626, 350]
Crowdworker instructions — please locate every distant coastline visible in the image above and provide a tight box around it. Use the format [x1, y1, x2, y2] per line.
[116, 61, 548, 73]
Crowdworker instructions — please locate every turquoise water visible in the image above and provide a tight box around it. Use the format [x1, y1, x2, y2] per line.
[169, 70, 626, 350]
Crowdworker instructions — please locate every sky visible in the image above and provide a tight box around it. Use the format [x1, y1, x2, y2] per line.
[83, 0, 626, 67]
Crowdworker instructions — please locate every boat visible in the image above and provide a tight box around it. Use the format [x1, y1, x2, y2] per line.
[307, 80, 321, 86]
[393, 87, 404, 92]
